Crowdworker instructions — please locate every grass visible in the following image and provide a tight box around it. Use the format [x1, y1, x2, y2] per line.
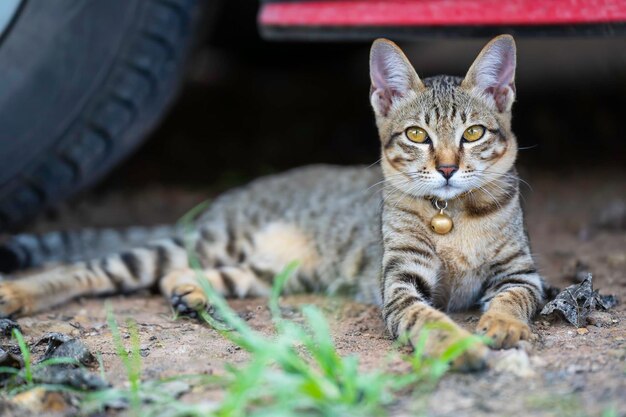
[194, 264, 393, 417]
[0, 203, 482, 415]
[79, 308, 219, 417]
[0, 265, 480, 417]
[12, 327, 31, 384]
[105, 306, 142, 411]
[75, 272, 377, 416]
[78, 262, 477, 417]
[0, 328, 83, 395]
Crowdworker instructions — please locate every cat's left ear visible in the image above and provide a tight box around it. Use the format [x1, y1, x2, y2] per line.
[462, 35, 516, 113]
[370, 39, 425, 117]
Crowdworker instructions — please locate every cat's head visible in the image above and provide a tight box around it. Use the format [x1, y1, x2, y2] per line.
[369, 35, 518, 201]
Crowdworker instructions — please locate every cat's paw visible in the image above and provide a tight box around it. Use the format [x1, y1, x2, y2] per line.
[422, 327, 488, 372]
[0, 282, 31, 317]
[170, 284, 210, 319]
[449, 340, 489, 372]
[476, 312, 531, 349]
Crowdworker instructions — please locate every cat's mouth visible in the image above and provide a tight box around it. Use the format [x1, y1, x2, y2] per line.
[430, 183, 466, 200]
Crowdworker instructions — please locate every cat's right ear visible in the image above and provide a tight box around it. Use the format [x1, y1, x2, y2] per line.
[369, 39, 424, 117]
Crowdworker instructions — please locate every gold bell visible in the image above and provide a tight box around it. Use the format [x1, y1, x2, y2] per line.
[431, 211, 453, 234]
[430, 199, 453, 234]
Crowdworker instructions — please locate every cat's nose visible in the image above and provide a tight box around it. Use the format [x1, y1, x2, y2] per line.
[437, 164, 458, 180]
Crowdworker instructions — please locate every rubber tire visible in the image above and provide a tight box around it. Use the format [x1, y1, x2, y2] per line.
[0, 0, 202, 232]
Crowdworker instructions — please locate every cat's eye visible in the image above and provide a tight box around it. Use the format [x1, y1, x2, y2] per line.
[463, 125, 485, 142]
[405, 127, 429, 143]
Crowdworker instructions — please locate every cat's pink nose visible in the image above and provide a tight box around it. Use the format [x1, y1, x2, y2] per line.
[437, 164, 458, 180]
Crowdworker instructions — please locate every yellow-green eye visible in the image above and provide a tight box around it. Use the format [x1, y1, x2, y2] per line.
[463, 125, 485, 142]
[405, 127, 429, 143]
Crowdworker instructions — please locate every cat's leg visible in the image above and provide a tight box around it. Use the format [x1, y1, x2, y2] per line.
[381, 232, 488, 371]
[159, 266, 271, 316]
[0, 238, 189, 317]
[477, 248, 545, 348]
[0, 216, 249, 317]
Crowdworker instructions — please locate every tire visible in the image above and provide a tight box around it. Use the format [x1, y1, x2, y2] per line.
[0, 0, 203, 232]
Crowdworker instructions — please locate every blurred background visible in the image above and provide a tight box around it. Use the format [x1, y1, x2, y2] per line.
[0, 0, 625, 231]
[113, 1, 626, 187]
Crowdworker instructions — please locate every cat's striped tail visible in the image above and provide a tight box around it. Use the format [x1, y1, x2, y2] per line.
[0, 225, 181, 273]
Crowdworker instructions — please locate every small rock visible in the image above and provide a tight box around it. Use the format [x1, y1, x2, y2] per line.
[488, 348, 535, 378]
[33, 366, 108, 390]
[576, 328, 589, 335]
[0, 347, 23, 372]
[0, 319, 20, 337]
[226, 345, 241, 354]
[36, 333, 94, 366]
[566, 364, 586, 374]
[586, 311, 614, 327]
[140, 344, 150, 357]
[10, 387, 70, 414]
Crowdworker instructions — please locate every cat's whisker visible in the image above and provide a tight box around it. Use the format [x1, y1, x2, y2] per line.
[366, 157, 383, 169]
[475, 168, 533, 192]
[472, 172, 529, 205]
[517, 144, 538, 151]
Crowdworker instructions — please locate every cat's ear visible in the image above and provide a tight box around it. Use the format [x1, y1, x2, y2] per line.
[370, 39, 424, 117]
[462, 35, 517, 113]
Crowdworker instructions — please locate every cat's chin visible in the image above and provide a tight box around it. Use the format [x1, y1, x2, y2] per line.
[428, 185, 466, 200]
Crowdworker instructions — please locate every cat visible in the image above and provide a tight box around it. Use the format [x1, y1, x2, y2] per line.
[0, 35, 546, 370]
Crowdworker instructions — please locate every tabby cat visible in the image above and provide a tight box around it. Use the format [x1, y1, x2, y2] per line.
[0, 35, 546, 370]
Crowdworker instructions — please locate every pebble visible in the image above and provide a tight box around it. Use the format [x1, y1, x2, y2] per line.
[489, 348, 535, 378]
[586, 311, 615, 327]
[566, 364, 586, 374]
[10, 387, 69, 413]
[576, 328, 589, 335]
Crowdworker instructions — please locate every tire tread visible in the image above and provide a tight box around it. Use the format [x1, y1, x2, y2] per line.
[0, 0, 200, 231]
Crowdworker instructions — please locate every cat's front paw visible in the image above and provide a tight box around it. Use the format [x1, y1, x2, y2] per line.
[0, 281, 32, 317]
[477, 312, 531, 349]
[170, 284, 210, 319]
[449, 340, 489, 372]
[422, 327, 489, 372]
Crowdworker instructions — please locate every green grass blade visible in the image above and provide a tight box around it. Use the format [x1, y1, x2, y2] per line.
[269, 261, 299, 322]
[0, 366, 20, 376]
[12, 328, 32, 385]
[96, 351, 107, 383]
[34, 357, 82, 368]
[105, 304, 142, 415]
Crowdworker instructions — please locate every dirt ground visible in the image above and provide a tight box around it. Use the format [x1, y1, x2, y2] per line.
[10, 169, 626, 416]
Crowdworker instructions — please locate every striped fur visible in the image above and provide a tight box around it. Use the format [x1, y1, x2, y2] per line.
[0, 36, 545, 370]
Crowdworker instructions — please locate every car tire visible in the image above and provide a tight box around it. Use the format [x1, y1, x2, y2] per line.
[0, 0, 203, 232]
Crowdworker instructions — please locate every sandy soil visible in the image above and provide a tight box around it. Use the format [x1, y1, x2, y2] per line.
[9, 170, 626, 416]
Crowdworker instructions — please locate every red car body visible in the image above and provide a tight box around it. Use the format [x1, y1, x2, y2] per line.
[259, 0, 626, 40]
